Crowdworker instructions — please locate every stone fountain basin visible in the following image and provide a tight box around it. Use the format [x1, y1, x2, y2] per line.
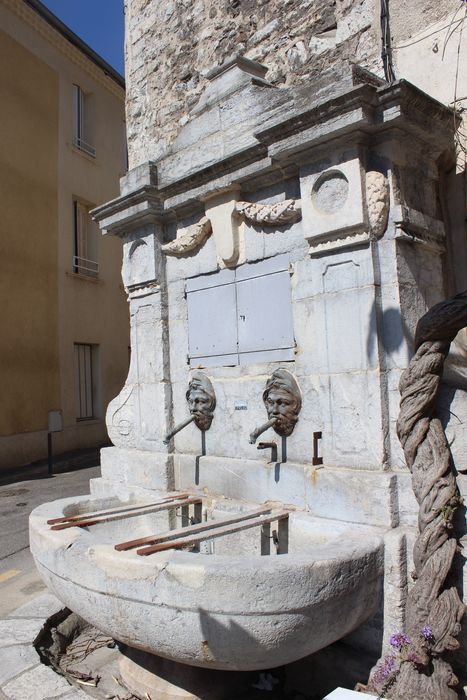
[30, 494, 384, 671]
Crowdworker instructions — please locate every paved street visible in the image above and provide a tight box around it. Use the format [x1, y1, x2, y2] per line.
[0, 464, 100, 617]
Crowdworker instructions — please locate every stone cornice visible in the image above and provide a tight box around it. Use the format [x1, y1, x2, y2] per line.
[157, 80, 457, 213]
[255, 83, 377, 147]
[91, 186, 163, 235]
[1, 0, 125, 99]
[93, 70, 458, 237]
[392, 206, 446, 252]
[375, 80, 460, 152]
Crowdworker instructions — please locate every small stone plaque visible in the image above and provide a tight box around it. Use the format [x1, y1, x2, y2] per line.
[234, 401, 248, 410]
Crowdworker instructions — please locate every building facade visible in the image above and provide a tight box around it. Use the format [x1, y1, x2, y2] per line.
[0, 0, 129, 470]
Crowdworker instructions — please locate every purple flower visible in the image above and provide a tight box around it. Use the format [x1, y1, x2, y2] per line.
[373, 654, 397, 684]
[421, 625, 434, 642]
[407, 650, 423, 664]
[389, 632, 411, 650]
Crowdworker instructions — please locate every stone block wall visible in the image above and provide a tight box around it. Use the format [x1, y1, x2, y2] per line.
[124, 0, 381, 168]
[125, 0, 467, 183]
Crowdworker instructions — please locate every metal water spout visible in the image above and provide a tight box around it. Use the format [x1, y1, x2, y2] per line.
[163, 415, 195, 445]
[249, 417, 277, 444]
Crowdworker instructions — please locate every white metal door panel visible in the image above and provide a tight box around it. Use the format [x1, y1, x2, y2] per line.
[239, 347, 295, 365]
[186, 267, 234, 293]
[235, 253, 289, 281]
[187, 283, 238, 363]
[236, 270, 294, 354]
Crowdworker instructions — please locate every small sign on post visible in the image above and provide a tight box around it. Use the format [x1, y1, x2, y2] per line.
[47, 410, 63, 477]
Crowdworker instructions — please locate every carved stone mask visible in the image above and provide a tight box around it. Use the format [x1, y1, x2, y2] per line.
[262, 369, 301, 437]
[186, 371, 216, 431]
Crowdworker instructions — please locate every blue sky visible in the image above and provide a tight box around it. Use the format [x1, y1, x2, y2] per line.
[40, 0, 125, 76]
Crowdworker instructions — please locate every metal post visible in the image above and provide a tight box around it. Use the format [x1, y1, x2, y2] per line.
[47, 432, 53, 477]
[261, 522, 271, 556]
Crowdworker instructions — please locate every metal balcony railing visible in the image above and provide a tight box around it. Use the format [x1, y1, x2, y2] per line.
[73, 256, 99, 277]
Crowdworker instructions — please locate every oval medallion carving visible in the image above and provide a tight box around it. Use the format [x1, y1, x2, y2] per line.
[312, 171, 349, 214]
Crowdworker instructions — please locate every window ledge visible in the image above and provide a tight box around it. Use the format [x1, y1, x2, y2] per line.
[66, 270, 103, 285]
[76, 418, 102, 425]
[68, 141, 98, 163]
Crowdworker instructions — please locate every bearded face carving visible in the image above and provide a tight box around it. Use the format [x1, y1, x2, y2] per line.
[186, 371, 216, 431]
[262, 369, 302, 438]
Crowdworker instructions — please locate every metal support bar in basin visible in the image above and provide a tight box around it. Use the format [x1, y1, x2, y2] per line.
[50, 496, 202, 530]
[136, 509, 290, 555]
[47, 492, 190, 526]
[114, 505, 274, 551]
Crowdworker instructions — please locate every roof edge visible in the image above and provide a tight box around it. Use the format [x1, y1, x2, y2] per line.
[24, 0, 125, 89]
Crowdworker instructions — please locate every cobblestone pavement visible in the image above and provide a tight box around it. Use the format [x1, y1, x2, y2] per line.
[0, 593, 90, 700]
[0, 464, 100, 699]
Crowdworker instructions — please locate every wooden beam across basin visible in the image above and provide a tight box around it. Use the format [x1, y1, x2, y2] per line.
[136, 509, 290, 556]
[49, 495, 201, 531]
[115, 505, 275, 551]
[47, 492, 190, 526]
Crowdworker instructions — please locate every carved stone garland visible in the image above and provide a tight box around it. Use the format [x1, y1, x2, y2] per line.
[161, 217, 212, 255]
[235, 199, 301, 226]
[368, 291, 467, 699]
[160, 199, 302, 259]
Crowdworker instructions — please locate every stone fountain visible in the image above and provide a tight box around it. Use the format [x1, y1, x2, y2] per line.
[30, 58, 466, 699]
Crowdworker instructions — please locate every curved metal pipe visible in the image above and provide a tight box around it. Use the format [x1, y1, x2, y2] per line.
[163, 415, 195, 445]
[249, 417, 277, 445]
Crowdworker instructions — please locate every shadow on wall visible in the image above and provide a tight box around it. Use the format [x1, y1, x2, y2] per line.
[366, 302, 411, 363]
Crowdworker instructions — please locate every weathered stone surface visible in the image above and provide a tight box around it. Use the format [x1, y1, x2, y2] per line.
[300, 153, 365, 246]
[2, 664, 72, 700]
[124, 0, 380, 168]
[7, 593, 63, 620]
[0, 645, 40, 686]
[0, 620, 44, 648]
[305, 468, 397, 528]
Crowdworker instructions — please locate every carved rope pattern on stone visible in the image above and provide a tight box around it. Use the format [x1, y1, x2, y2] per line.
[370, 291, 467, 700]
[161, 217, 212, 255]
[235, 199, 302, 226]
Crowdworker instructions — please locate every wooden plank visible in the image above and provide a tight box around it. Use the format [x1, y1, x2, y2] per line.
[137, 510, 290, 556]
[50, 496, 202, 531]
[115, 506, 273, 551]
[47, 492, 189, 526]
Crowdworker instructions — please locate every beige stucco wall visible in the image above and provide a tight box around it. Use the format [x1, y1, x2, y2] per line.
[391, 4, 467, 294]
[0, 29, 60, 438]
[392, 5, 466, 148]
[0, 0, 129, 470]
